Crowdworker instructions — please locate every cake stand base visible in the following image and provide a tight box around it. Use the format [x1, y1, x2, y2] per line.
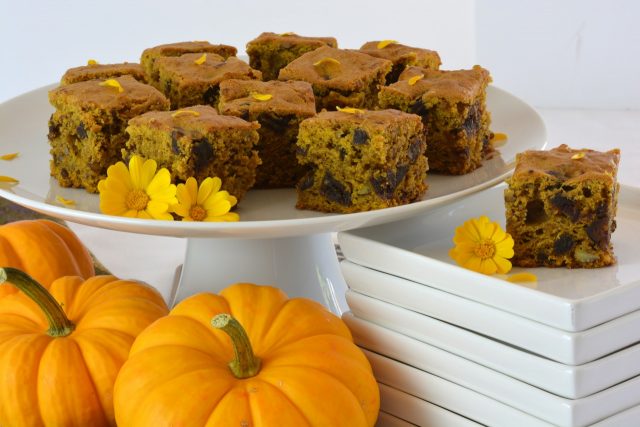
[170, 233, 348, 314]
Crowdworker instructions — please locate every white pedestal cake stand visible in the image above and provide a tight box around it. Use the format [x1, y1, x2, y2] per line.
[0, 85, 546, 314]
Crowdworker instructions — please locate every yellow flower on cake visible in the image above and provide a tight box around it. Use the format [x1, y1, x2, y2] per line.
[449, 215, 515, 275]
[98, 155, 177, 220]
[172, 177, 239, 222]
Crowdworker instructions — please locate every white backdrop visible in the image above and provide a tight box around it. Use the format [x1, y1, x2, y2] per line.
[0, 0, 475, 103]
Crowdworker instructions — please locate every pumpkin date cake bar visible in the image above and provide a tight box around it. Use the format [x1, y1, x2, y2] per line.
[123, 105, 260, 201]
[505, 144, 620, 268]
[218, 79, 316, 188]
[246, 32, 338, 81]
[358, 40, 441, 84]
[278, 46, 392, 111]
[379, 65, 492, 175]
[48, 75, 170, 193]
[296, 109, 428, 213]
[60, 62, 147, 85]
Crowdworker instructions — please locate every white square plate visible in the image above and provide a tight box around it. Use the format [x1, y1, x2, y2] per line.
[376, 384, 482, 427]
[345, 290, 640, 398]
[338, 184, 640, 332]
[342, 260, 640, 365]
[359, 342, 640, 427]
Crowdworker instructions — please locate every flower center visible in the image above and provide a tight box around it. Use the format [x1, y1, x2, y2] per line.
[473, 240, 496, 259]
[126, 189, 150, 211]
[189, 205, 207, 221]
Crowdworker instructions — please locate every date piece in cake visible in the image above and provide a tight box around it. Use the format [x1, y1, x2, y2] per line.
[358, 41, 441, 84]
[295, 109, 427, 213]
[141, 41, 237, 85]
[246, 32, 338, 81]
[218, 79, 316, 188]
[61, 62, 147, 85]
[48, 76, 170, 193]
[278, 46, 392, 111]
[155, 54, 262, 109]
[378, 65, 492, 175]
[123, 105, 260, 201]
[504, 144, 620, 268]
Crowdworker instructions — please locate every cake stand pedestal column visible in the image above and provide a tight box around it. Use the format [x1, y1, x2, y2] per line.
[170, 232, 348, 314]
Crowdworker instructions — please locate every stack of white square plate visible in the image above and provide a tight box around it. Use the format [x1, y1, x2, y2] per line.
[337, 184, 640, 427]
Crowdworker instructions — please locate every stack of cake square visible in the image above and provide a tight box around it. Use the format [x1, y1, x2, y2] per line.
[337, 146, 640, 426]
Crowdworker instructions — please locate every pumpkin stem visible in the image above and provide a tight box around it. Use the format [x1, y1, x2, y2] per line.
[0, 267, 75, 337]
[211, 313, 261, 379]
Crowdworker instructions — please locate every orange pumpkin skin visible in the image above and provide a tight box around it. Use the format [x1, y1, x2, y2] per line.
[0, 220, 95, 298]
[0, 275, 169, 427]
[114, 283, 380, 427]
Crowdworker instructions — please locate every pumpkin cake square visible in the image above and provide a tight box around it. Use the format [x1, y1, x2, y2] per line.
[218, 79, 316, 188]
[154, 53, 262, 109]
[60, 62, 147, 85]
[295, 109, 427, 213]
[358, 40, 441, 84]
[378, 65, 492, 175]
[504, 144, 620, 268]
[141, 41, 237, 85]
[246, 32, 338, 81]
[47, 76, 170, 193]
[123, 105, 260, 201]
[278, 46, 392, 111]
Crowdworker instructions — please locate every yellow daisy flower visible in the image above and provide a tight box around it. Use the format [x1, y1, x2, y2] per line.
[97, 155, 177, 220]
[172, 177, 239, 222]
[449, 216, 515, 275]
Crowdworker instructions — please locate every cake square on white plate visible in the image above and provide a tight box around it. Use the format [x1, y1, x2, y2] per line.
[344, 289, 640, 399]
[338, 184, 640, 332]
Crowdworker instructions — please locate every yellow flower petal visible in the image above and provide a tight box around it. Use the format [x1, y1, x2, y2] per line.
[407, 74, 424, 85]
[336, 106, 364, 115]
[506, 272, 538, 283]
[87, 59, 98, 66]
[571, 152, 586, 160]
[0, 176, 18, 183]
[56, 196, 75, 206]
[172, 110, 201, 118]
[1, 152, 19, 161]
[377, 40, 398, 49]
[99, 79, 124, 93]
[194, 53, 207, 65]
[250, 92, 273, 102]
[493, 256, 513, 275]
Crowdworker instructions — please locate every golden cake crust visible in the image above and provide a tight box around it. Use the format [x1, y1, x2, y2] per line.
[247, 32, 337, 49]
[49, 75, 168, 111]
[359, 41, 441, 68]
[141, 41, 237, 60]
[128, 105, 258, 133]
[156, 54, 262, 84]
[278, 46, 392, 91]
[218, 80, 316, 117]
[513, 144, 621, 185]
[61, 62, 146, 85]
[392, 65, 491, 103]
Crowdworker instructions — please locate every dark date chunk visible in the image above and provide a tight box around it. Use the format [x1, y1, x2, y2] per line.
[320, 172, 352, 206]
[525, 199, 547, 224]
[297, 171, 314, 191]
[203, 86, 219, 106]
[554, 233, 575, 255]
[410, 98, 429, 118]
[371, 165, 409, 200]
[261, 114, 292, 133]
[352, 128, 369, 145]
[76, 122, 88, 140]
[461, 103, 480, 138]
[171, 128, 185, 154]
[408, 136, 425, 162]
[550, 194, 580, 221]
[586, 216, 610, 249]
[192, 138, 214, 172]
[48, 117, 60, 139]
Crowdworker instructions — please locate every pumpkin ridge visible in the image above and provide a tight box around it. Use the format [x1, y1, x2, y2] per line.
[40, 221, 94, 278]
[258, 365, 371, 426]
[243, 378, 313, 427]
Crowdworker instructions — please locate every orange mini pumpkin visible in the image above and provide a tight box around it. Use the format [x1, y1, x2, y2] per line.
[0, 220, 95, 297]
[114, 283, 379, 426]
[0, 268, 169, 427]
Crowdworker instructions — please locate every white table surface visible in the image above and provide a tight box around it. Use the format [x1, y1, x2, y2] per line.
[67, 108, 640, 305]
